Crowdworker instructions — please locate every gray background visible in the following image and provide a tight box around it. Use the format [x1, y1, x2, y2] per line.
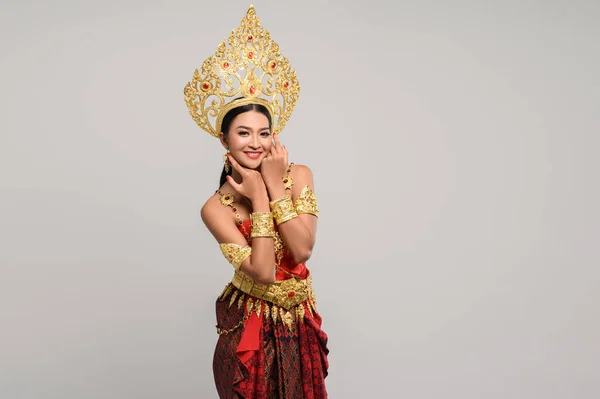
[1, 0, 599, 397]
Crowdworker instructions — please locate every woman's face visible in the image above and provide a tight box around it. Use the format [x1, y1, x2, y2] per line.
[223, 110, 272, 170]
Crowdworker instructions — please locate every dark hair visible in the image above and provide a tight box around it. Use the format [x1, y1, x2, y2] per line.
[219, 101, 272, 187]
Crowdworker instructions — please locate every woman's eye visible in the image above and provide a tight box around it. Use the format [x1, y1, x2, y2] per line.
[238, 131, 249, 136]
[261, 132, 271, 137]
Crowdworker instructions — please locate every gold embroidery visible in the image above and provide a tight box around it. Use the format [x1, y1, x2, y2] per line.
[264, 303, 271, 322]
[219, 243, 252, 270]
[294, 185, 319, 217]
[296, 303, 305, 322]
[246, 297, 254, 315]
[229, 290, 239, 308]
[237, 293, 245, 309]
[255, 299, 262, 317]
[271, 305, 279, 324]
[280, 308, 294, 331]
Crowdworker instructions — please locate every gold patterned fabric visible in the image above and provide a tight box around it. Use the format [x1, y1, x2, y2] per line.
[294, 185, 319, 217]
[219, 243, 252, 270]
[213, 283, 329, 398]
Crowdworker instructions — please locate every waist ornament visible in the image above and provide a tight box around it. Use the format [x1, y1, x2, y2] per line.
[230, 269, 312, 310]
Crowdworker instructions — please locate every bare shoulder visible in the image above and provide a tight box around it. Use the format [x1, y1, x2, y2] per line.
[290, 164, 314, 181]
[289, 164, 317, 200]
[200, 193, 249, 245]
[200, 193, 228, 229]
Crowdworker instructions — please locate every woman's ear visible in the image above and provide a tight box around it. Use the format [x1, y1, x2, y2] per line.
[218, 133, 228, 150]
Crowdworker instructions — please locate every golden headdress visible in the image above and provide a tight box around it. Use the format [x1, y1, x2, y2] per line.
[183, 5, 300, 137]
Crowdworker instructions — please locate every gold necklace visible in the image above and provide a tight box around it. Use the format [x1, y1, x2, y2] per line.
[216, 190, 252, 241]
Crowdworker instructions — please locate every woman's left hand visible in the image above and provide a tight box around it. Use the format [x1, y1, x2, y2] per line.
[260, 134, 288, 188]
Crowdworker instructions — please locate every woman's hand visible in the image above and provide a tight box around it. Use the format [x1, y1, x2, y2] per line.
[260, 134, 289, 188]
[226, 154, 268, 204]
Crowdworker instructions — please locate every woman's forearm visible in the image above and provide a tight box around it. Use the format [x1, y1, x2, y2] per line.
[275, 216, 314, 263]
[265, 181, 315, 263]
[242, 195, 276, 283]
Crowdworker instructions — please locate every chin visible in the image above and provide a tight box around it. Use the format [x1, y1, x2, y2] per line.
[238, 158, 262, 170]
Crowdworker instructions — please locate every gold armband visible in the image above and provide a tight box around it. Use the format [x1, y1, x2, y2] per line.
[294, 185, 319, 217]
[250, 211, 275, 238]
[219, 243, 252, 270]
[269, 195, 298, 225]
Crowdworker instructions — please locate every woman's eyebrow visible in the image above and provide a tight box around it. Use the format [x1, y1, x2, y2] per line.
[235, 125, 270, 131]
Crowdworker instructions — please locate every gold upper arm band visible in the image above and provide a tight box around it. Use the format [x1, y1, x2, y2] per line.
[294, 185, 319, 217]
[219, 243, 252, 270]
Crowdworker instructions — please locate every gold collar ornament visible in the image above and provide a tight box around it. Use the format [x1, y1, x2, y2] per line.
[183, 5, 300, 137]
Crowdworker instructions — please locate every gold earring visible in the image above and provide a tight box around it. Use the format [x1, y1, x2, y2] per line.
[223, 150, 231, 172]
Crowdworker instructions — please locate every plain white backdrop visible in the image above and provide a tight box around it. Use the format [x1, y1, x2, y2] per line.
[1, 0, 599, 397]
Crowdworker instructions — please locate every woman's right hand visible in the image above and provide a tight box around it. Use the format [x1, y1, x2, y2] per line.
[226, 154, 269, 204]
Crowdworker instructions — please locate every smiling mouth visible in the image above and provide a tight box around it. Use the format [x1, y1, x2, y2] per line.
[244, 151, 262, 159]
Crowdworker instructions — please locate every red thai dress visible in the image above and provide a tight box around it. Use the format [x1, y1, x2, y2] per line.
[213, 218, 329, 398]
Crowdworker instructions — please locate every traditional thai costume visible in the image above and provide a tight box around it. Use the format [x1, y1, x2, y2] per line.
[183, 6, 329, 398]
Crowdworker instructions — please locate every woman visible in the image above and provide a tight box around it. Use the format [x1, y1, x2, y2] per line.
[183, 6, 329, 398]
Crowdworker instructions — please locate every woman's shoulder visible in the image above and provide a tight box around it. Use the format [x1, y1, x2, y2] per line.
[290, 163, 314, 180]
[200, 191, 227, 227]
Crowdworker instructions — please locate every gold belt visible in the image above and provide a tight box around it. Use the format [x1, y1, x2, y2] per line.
[230, 269, 311, 310]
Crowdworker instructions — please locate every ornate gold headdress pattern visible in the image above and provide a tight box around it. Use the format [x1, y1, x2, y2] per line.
[183, 5, 300, 137]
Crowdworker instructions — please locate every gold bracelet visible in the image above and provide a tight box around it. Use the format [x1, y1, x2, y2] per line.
[250, 212, 275, 238]
[269, 195, 298, 225]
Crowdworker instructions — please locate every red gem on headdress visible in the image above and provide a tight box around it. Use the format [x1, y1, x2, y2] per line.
[270, 62, 277, 69]
[224, 195, 230, 200]
[202, 82, 210, 90]
[283, 179, 288, 183]
[288, 291, 295, 297]
[247, 35, 253, 41]
[283, 81, 289, 88]
[248, 52, 254, 59]
[249, 86, 256, 94]
[229, 255, 233, 259]
[223, 62, 230, 68]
